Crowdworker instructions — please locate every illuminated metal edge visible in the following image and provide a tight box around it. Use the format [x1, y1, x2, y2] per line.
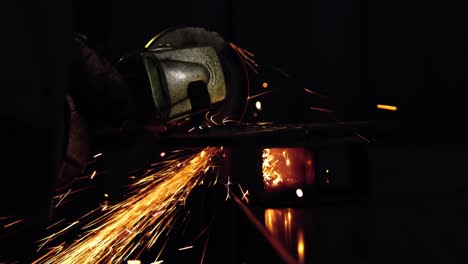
[157, 121, 376, 148]
[154, 121, 397, 208]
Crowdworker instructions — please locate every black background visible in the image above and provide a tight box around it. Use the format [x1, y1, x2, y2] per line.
[2, 0, 468, 263]
[72, 0, 468, 140]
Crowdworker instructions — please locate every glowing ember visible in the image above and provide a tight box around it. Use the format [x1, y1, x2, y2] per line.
[35, 147, 221, 264]
[376, 104, 398, 111]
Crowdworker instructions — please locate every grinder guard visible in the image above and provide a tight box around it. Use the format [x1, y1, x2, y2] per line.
[117, 27, 249, 128]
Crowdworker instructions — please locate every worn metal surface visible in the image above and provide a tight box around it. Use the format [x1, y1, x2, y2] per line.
[143, 46, 227, 119]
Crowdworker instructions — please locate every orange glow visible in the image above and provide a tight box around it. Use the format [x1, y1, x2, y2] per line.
[377, 104, 398, 111]
[35, 148, 220, 264]
[264, 208, 306, 263]
[262, 82, 269, 88]
[297, 231, 305, 264]
[262, 148, 314, 190]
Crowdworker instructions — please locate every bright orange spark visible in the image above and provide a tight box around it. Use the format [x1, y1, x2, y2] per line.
[262, 148, 313, 190]
[376, 104, 398, 111]
[35, 147, 220, 264]
[262, 82, 268, 88]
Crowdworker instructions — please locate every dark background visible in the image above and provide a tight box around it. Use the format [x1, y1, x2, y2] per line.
[72, 0, 468, 141]
[2, 0, 468, 263]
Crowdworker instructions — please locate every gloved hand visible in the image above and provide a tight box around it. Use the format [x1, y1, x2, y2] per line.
[56, 34, 167, 193]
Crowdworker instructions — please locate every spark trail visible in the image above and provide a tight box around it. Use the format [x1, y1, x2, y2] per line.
[35, 147, 220, 264]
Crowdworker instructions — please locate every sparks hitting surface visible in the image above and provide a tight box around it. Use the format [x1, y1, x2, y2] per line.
[262, 148, 315, 190]
[35, 147, 220, 264]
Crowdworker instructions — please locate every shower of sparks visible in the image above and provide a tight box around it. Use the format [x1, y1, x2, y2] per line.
[262, 148, 283, 188]
[35, 147, 221, 264]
